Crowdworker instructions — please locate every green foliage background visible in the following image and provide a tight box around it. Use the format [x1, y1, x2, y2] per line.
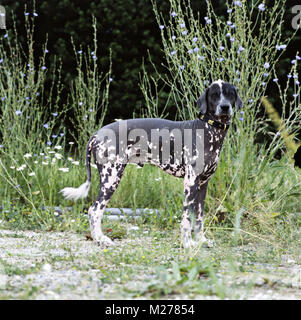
[0, 0, 300, 240]
[1, 0, 299, 126]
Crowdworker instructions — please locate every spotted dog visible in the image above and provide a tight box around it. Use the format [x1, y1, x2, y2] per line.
[61, 80, 243, 248]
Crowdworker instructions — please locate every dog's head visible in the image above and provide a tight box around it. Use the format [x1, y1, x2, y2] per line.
[197, 80, 243, 123]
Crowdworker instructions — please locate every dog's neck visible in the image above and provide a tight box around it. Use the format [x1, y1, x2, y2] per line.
[207, 111, 231, 125]
[198, 113, 230, 132]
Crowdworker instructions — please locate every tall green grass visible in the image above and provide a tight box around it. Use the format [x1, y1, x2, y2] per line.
[139, 0, 301, 237]
[0, 1, 300, 241]
[69, 16, 111, 158]
[0, 13, 110, 228]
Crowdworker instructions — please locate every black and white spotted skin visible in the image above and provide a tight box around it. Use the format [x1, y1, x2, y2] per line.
[61, 80, 243, 248]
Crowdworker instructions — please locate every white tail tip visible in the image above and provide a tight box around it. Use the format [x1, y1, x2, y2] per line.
[60, 181, 91, 201]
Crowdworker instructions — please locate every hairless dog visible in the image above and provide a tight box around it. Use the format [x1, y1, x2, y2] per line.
[61, 80, 243, 248]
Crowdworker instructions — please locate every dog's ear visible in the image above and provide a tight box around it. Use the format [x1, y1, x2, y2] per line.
[197, 88, 208, 114]
[235, 88, 243, 110]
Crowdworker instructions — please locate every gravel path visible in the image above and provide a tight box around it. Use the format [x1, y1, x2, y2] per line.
[0, 229, 108, 299]
[0, 228, 300, 300]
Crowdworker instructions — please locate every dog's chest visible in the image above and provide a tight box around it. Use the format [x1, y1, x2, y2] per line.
[198, 127, 226, 180]
[204, 127, 225, 163]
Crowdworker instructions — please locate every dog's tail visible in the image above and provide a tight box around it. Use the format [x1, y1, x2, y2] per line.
[60, 136, 96, 201]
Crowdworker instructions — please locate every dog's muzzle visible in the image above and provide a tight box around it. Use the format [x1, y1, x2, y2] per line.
[216, 104, 233, 116]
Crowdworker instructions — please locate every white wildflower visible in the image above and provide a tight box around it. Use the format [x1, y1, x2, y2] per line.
[16, 164, 26, 171]
[24, 153, 32, 158]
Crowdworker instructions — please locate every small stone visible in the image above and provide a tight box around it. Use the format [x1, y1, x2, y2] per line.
[128, 226, 139, 231]
[41, 263, 52, 273]
[287, 258, 295, 264]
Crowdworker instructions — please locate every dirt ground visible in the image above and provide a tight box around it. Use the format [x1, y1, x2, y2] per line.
[0, 228, 300, 300]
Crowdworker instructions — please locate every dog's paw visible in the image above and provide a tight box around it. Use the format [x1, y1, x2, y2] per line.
[196, 234, 214, 248]
[201, 238, 214, 248]
[183, 239, 198, 249]
[96, 235, 115, 247]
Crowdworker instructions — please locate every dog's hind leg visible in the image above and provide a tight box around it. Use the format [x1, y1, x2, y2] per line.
[88, 161, 126, 246]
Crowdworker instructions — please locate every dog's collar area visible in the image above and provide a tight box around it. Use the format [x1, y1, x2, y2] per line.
[199, 114, 230, 131]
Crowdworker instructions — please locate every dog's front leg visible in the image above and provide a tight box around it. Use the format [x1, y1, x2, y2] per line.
[181, 177, 201, 248]
[194, 181, 212, 246]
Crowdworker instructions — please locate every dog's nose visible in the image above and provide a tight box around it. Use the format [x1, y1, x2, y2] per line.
[221, 105, 230, 113]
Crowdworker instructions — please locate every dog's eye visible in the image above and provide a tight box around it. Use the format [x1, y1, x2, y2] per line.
[211, 93, 220, 99]
[225, 91, 235, 98]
